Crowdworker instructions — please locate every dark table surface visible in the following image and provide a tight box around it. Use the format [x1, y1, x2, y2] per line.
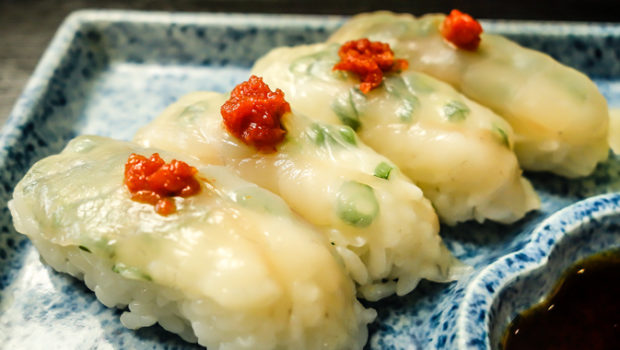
[1, 0, 618, 127]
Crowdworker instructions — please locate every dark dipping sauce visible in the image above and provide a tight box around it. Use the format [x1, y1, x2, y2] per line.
[501, 249, 620, 350]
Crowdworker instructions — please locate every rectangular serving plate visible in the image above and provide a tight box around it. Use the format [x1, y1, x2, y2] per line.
[0, 10, 619, 349]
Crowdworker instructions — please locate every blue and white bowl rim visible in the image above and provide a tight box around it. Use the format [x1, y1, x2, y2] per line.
[457, 191, 620, 348]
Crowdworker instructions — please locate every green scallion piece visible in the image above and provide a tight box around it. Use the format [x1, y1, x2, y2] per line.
[112, 263, 152, 282]
[443, 100, 470, 122]
[493, 125, 510, 148]
[336, 181, 379, 227]
[404, 74, 435, 94]
[338, 127, 357, 146]
[373, 162, 394, 180]
[331, 88, 366, 131]
[384, 76, 420, 122]
[309, 123, 357, 147]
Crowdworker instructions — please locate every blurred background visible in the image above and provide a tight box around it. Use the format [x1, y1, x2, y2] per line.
[1, 0, 619, 122]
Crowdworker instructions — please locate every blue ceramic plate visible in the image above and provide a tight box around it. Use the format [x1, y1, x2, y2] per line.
[0, 10, 619, 349]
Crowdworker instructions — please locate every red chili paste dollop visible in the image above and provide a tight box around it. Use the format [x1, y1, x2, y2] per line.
[440, 9, 483, 51]
[124, 153, 201, 216]
[221, 75, 289, 152]
[333, 38, 408, 93]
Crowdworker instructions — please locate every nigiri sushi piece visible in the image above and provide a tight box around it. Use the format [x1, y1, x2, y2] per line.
[327, 10, 610, 177]
[251, 43, 539, 225]
[134, 76, 464, 301]
[9, 135, 375, 350]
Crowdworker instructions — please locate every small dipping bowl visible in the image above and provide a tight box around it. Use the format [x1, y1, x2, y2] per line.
[457, 192, 620, 349]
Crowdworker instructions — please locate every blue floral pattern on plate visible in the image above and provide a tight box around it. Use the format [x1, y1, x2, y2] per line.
[0, 10, 619, 349]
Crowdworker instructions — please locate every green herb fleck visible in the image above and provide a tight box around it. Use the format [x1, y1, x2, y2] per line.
[331, 88, 366, 131]
[373, 162, 394, 180]
[338, 127, 357, 146]
[235, 186, 290, 216]
[310, 124, 328, 145]
[289, 45, 340, 79]
[403, 73, 435, 94]
[493, 125, 510, 148]
[309, 123, 357, 147]
[78, 245, 91, 253]
[384, 76, 420, 122]
[112, 263, 152, 282]
[93, 238, 116, 259]
[336, 181, 380, 227]
[443, 100, 470, 122]
[397, 96, 419, 122]
[179, 102, 208, 123]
